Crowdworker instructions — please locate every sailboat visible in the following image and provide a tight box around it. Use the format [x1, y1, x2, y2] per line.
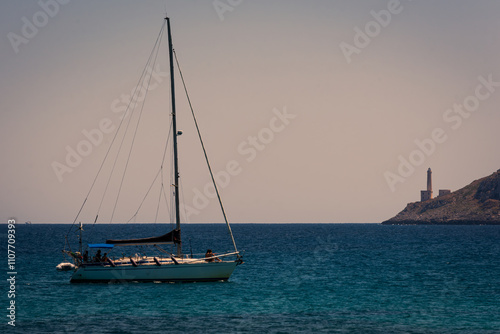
[61, 16, 243, 283]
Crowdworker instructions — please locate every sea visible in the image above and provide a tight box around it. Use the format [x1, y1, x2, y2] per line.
[3, 223, 500, 333]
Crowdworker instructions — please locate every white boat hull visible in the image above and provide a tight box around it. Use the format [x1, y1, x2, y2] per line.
[70, 260, 238, 283]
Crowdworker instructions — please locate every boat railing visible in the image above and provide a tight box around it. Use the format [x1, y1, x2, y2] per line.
[79, 251, 241, 268]
[193, 251, 240, 261]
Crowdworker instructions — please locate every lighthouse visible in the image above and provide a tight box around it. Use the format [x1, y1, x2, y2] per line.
[420, 168, 433, 201]
[427, 168, 432, 194]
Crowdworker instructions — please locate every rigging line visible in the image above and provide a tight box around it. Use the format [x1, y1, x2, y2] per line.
[157, 78, 173, 224]
[154, 168, 163, 224]
[159, 92, 173, 169]
[125, 35, 173, 225]
[179, 173, 189, 223]
[156, 178, 171, 231]
[161, 177, 171, 220]
[110, 23, 166, 223]
[96, 21, 167, 226]
[158, 120, 173, 222]
[126, 162, 161, 223]
[167, 139, 175, 254]
[65, 20, 167, 239]
[159, 142, 172, 222]
[169, 145, 175, 230]
[173, 50, 239, 253]
[96, 23, 165, 222]
[126, 121, 173, 223]
[94, 76, 146, 225]
[110, 24, 165, 223]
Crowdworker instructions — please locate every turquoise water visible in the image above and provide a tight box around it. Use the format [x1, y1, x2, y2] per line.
[3, 223, 500, 333]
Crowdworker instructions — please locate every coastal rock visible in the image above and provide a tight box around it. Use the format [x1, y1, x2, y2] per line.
[382, 170, 500, 225]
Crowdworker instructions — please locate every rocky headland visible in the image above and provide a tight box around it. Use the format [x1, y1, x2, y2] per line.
[382, 170, 500, 225]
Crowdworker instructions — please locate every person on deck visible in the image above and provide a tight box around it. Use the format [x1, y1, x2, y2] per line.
[102, 253, 108, 262]
[205, 249, 221, 262]
[83, 251, 89, 263]
[94, 249, 102, 262]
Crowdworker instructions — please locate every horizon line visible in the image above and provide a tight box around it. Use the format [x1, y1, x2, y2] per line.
[3, 221, 377, 225]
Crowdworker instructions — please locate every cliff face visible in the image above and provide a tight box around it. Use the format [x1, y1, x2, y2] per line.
[382, 170, 500, 225]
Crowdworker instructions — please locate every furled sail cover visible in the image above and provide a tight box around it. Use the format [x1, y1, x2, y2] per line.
[106, 229, 180, 246]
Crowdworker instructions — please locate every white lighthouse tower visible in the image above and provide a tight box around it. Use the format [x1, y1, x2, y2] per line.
[420, 168, 433, 201]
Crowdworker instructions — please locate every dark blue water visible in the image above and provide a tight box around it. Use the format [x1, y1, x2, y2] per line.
[2, 223, 499, 333]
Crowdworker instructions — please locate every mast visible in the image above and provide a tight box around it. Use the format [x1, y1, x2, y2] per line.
[166, 17, 182, 256]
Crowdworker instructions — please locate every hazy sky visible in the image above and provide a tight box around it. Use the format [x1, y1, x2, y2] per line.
[1, 0, 499, 224]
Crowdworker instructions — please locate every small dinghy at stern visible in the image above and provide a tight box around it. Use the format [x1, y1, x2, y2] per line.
[56, 262, 75, 271]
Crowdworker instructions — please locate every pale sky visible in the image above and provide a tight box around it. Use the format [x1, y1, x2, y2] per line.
[1, 0, 499, 224]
